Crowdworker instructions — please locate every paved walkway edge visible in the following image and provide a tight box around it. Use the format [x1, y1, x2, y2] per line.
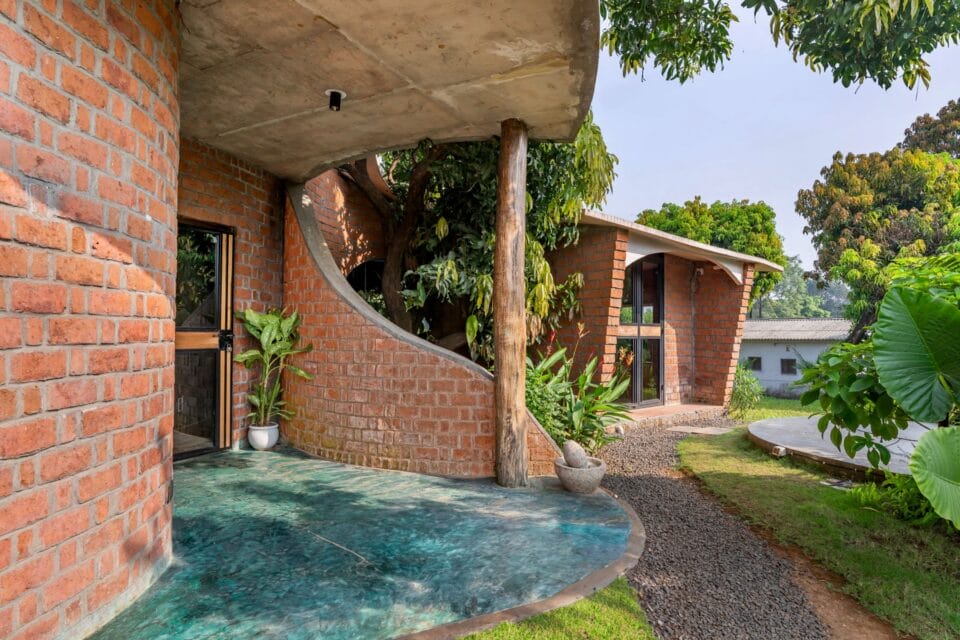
[401, 489, 647, 640]
[747, 426, 890, 480]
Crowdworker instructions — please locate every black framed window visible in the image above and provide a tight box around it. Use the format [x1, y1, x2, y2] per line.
[747, 356, 762, 371]
[780, 358, 797, 375]
[621, 254, 663, 326]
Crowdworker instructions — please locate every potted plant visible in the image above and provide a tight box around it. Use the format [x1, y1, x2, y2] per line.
[233, 308, 314, 450]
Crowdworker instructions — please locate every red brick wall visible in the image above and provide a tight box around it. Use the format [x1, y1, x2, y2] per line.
[177, 139, 283, 445]
[548, 229, 755, 409]
[305, 170, 385, 275]
[662, 255, 695, 404]
[547, 226, 626, 378]
[692, 264, 754, 405]
[0, 1, 179, 638]
[282, 184, 558, 477]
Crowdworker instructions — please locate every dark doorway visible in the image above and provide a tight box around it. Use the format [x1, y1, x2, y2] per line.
[174, 223, 234, 458]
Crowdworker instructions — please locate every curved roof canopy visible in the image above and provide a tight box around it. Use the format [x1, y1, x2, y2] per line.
[582, 210, 784, 284]
[178, 0, 599, 181]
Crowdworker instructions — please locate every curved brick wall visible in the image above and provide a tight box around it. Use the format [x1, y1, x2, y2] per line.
[305, 170, 385, 275]
[0, 1, 179, 638]
[283, 182, 558, 478]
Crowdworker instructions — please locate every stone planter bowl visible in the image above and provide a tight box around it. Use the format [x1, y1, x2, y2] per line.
[554, 457, 606, 494]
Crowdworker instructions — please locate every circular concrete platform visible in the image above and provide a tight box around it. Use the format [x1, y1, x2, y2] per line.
[747, 417, 929, 476]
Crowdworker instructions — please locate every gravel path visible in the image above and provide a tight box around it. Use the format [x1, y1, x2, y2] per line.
[602, 424, 829, 640]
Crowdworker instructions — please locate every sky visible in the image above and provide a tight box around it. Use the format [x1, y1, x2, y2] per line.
[590, 10, 960, 268]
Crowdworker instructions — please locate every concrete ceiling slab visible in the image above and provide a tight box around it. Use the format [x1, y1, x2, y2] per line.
[179, 0, 599, 181]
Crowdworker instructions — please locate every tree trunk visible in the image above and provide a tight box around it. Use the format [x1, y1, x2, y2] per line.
[340, 149, 446, 334]
[494, 119, 529, 488]
[381, 212, 418, 332]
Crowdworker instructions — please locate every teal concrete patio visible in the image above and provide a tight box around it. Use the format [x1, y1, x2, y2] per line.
[90, 448, 633, 639]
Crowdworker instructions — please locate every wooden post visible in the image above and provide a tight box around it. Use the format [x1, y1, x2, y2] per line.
[494, 118, 529, 487]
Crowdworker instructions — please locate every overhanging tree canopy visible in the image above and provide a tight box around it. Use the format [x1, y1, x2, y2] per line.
[601, 0, 960, 88]
[340, 114, 617, 366]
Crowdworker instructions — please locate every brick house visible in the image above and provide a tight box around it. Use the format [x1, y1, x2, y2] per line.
[549, 211, 782, 410]
[0, 1, 598, 637]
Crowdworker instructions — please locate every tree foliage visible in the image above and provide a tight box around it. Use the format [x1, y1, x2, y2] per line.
[796, 148, 960, 337]
[901, 98, 960, 159]
[340, 114, 617, 366]
[636, 197, 786, 299]
[757, 255, 830, 318]
[601, 0, 960, 88]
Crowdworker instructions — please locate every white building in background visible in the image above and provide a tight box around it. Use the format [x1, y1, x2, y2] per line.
[739, 318, 852, 397]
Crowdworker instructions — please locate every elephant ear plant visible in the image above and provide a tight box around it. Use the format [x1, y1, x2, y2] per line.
[233, 308, 314, 450]
[800, 253, 960, 529]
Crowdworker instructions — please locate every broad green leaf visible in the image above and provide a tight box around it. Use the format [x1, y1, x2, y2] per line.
[285, 365, 313, 380]
[800, 388, 819, 406]
[909, 426, 960, 528]
[465, 315, 479, 346]
[830, 426, 842, 450]
[233, 349, 262, 365]
[874, 287, 960, 422]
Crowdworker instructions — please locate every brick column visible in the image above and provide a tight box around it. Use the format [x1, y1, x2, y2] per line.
[0, 2, 179, 638]
[546, 226, 626, 380]
[693, 264, 755, 405]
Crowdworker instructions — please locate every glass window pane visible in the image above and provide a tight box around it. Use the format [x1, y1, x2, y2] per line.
[620, 265, 634, 324]
[640, 259, 660, 324]
[616, 338, 636, 403]
[174, 350, 217, 454]
[641, 339, 661, 402]
[176, 227, 219, 329]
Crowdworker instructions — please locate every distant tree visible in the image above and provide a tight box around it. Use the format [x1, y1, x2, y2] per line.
[756, 256, 829, 318]
[796, 148, 960, 339]
[637, 197, 787, 300]
[805, 278, 850, 318]
[601, 0, 960, 88]
[902, 98, 960, 158]
[340, 114, 617, 366]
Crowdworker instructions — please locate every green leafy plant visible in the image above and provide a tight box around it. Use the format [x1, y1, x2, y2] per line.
[233, 308, 314, 426]
[798, 342, 908, 467]
[525, 348, 571, 441]
[526, 345, 630, 455]
[802, 253, 960, 528]
[851, 474, 946, 529]
[909, 427, 960, 529]
[567, 358, 631, 454]
[730, 363, 764, 420]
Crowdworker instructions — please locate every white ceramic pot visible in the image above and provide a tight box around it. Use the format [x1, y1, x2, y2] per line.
[247, 422, 279, 450]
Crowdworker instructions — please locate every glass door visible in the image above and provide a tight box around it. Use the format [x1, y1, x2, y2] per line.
[174, 224, 234, 458]
[618, 254, 664, 406]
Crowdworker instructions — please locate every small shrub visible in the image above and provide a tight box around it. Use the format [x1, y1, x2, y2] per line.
[526, 349, 571, 441]
[526, 347, 630, 454]
[851, 474, 955, 531]
[730, 363, 763, 420]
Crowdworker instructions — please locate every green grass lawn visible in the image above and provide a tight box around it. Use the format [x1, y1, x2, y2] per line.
[739, 394, 809, 423]
[465, 578, 655, 640]
[678, 428, 960, 640]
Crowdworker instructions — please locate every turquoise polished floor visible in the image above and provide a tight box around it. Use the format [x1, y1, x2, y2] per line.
[91, 448, 631, 639]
